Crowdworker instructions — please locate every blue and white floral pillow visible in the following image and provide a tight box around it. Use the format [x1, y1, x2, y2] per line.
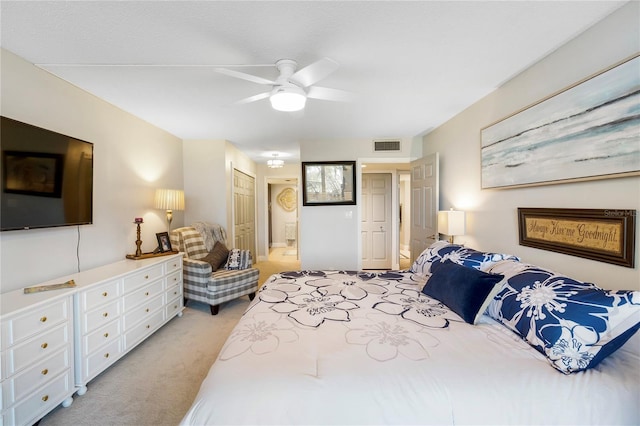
[487, 265, 640, 374]
[411, 241, 519, 275]
[410, 240, 455, 275]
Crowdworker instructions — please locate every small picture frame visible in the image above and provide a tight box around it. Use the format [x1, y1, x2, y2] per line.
[156, 232, 172, 253]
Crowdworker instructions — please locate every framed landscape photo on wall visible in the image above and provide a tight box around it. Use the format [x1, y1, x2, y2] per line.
[481, 54, 640, 189]
[302, 161, 356, 206]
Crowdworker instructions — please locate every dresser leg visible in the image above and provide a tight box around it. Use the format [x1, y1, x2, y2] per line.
[62, 396, 74, 408]
[77, 385, 88, 396]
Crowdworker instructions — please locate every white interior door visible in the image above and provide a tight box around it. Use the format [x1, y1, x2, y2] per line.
[362, 173, 392, 269]
[410, 153, 439, 263]
[233, 169, 256, 259]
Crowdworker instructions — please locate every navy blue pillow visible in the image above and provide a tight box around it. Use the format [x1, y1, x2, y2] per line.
[422, 260, 504, 324]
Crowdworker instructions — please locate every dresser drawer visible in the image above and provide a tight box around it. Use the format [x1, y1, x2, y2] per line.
[123, 280, 164, 311]
[83, 299, 120, 335]
[123, 265, 163, 293]
[11, 370, 72, 426]
[84, 339, 122, 381]
[4, 298, 69, 347]
[81, 279, 121, 312]
[4, 348, 70, 407]
[84, 320, 121, 357]
[164, 280, 183, 302]
[165, 270, 182, 290]
[122, 294, 164, 331]
[123, 310, 164, 350]
[165, 257, 182, 274]
[6, 323, 69, 376]
[165, 296, 183, 319]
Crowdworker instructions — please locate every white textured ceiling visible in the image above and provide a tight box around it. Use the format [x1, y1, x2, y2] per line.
[0, 1, 625, 163]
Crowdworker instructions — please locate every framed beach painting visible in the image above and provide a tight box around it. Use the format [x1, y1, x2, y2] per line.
[481, 54, 639, 189]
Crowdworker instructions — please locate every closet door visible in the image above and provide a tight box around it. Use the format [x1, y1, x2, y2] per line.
[233, 169, 256, 260]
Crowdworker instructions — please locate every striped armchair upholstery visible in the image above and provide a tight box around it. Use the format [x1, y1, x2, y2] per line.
[171, 225, 259, 315]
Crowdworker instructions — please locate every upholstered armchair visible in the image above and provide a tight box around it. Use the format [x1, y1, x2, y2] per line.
[170, 223, 259, 315]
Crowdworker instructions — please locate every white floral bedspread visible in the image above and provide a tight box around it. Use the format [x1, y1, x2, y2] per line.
[181, 270, 640, 425]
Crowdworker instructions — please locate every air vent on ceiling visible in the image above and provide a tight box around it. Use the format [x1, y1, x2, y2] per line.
[373, 139, 401, 152]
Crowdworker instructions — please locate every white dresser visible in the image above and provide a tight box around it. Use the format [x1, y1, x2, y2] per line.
[1, 291, 76, 426]
[73, 254, 183, 394]
[0, 253, 183, 425]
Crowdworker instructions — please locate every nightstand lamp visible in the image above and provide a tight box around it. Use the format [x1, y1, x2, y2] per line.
[438, 209, 465, 244]
[155, 188, 185, 231]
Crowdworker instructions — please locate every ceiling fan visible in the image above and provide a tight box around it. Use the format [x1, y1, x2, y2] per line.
[215, 57, 353, 111]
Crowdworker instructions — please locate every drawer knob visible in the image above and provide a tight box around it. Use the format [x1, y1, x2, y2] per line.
[145, 308, 150, 313]
[42, 395, 49, 402]
[104, 332, 109, 338]
[174, 305, 178, 309]
[42, 368, 49, 375]
[174, 277, 177, 281]
[146, 324, 150, 329]
[40, 316, 47, 323]
[104, 353, 110, 358]
[102, 292, 108, 297]
[41, 342, 48, 349]
[174, 291, 177, 295]
[145, 275, 149, 279]
[145, 292, 149, 296]
[103, 312, 109, 317]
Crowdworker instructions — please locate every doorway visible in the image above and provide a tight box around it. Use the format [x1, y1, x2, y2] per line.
[267, 178, 299, 261]
[359, 164, 411, 271]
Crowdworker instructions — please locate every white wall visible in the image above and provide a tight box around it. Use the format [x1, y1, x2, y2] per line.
[182, 139, 227, 226]
[423, 2, 640, 290]
[182, 139, 256, 243]
[298, 138, 420, 270]
[1, 49, 184, 292]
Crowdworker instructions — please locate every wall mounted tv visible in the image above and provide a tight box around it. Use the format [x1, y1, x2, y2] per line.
[1, 116, 94, 231]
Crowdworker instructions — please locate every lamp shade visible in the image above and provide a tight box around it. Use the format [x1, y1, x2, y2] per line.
[154, 189, 185, 211]
[438, 210, 465, 237]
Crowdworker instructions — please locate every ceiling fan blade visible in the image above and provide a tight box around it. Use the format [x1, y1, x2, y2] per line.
[290, 57, 339, 88]
[307, 86, 354, 103]
[233, 92, 271, 106]
[215, 68, 275, 85]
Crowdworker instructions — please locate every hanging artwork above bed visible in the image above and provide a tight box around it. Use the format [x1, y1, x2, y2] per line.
[481, 54, 639, 189]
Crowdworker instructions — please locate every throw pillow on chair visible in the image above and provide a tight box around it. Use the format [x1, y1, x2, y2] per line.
[202, 242, 230, 270]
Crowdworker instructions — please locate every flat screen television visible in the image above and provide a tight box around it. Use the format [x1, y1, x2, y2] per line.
[1, 116, 94, 231]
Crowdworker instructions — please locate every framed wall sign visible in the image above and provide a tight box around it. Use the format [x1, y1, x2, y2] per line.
[481, 55, 640, 189]
[518, 208, 636, 268]
[302, 161, 356, 206]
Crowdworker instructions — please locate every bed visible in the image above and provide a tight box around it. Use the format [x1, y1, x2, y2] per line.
[181, 242, 640, 425]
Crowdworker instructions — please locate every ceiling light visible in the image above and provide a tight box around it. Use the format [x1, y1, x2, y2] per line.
[267, 153, 284, 168]
[270, 85, 306, 112]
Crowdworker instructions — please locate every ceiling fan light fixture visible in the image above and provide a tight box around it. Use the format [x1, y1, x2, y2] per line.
[270, 86, 307, 112]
